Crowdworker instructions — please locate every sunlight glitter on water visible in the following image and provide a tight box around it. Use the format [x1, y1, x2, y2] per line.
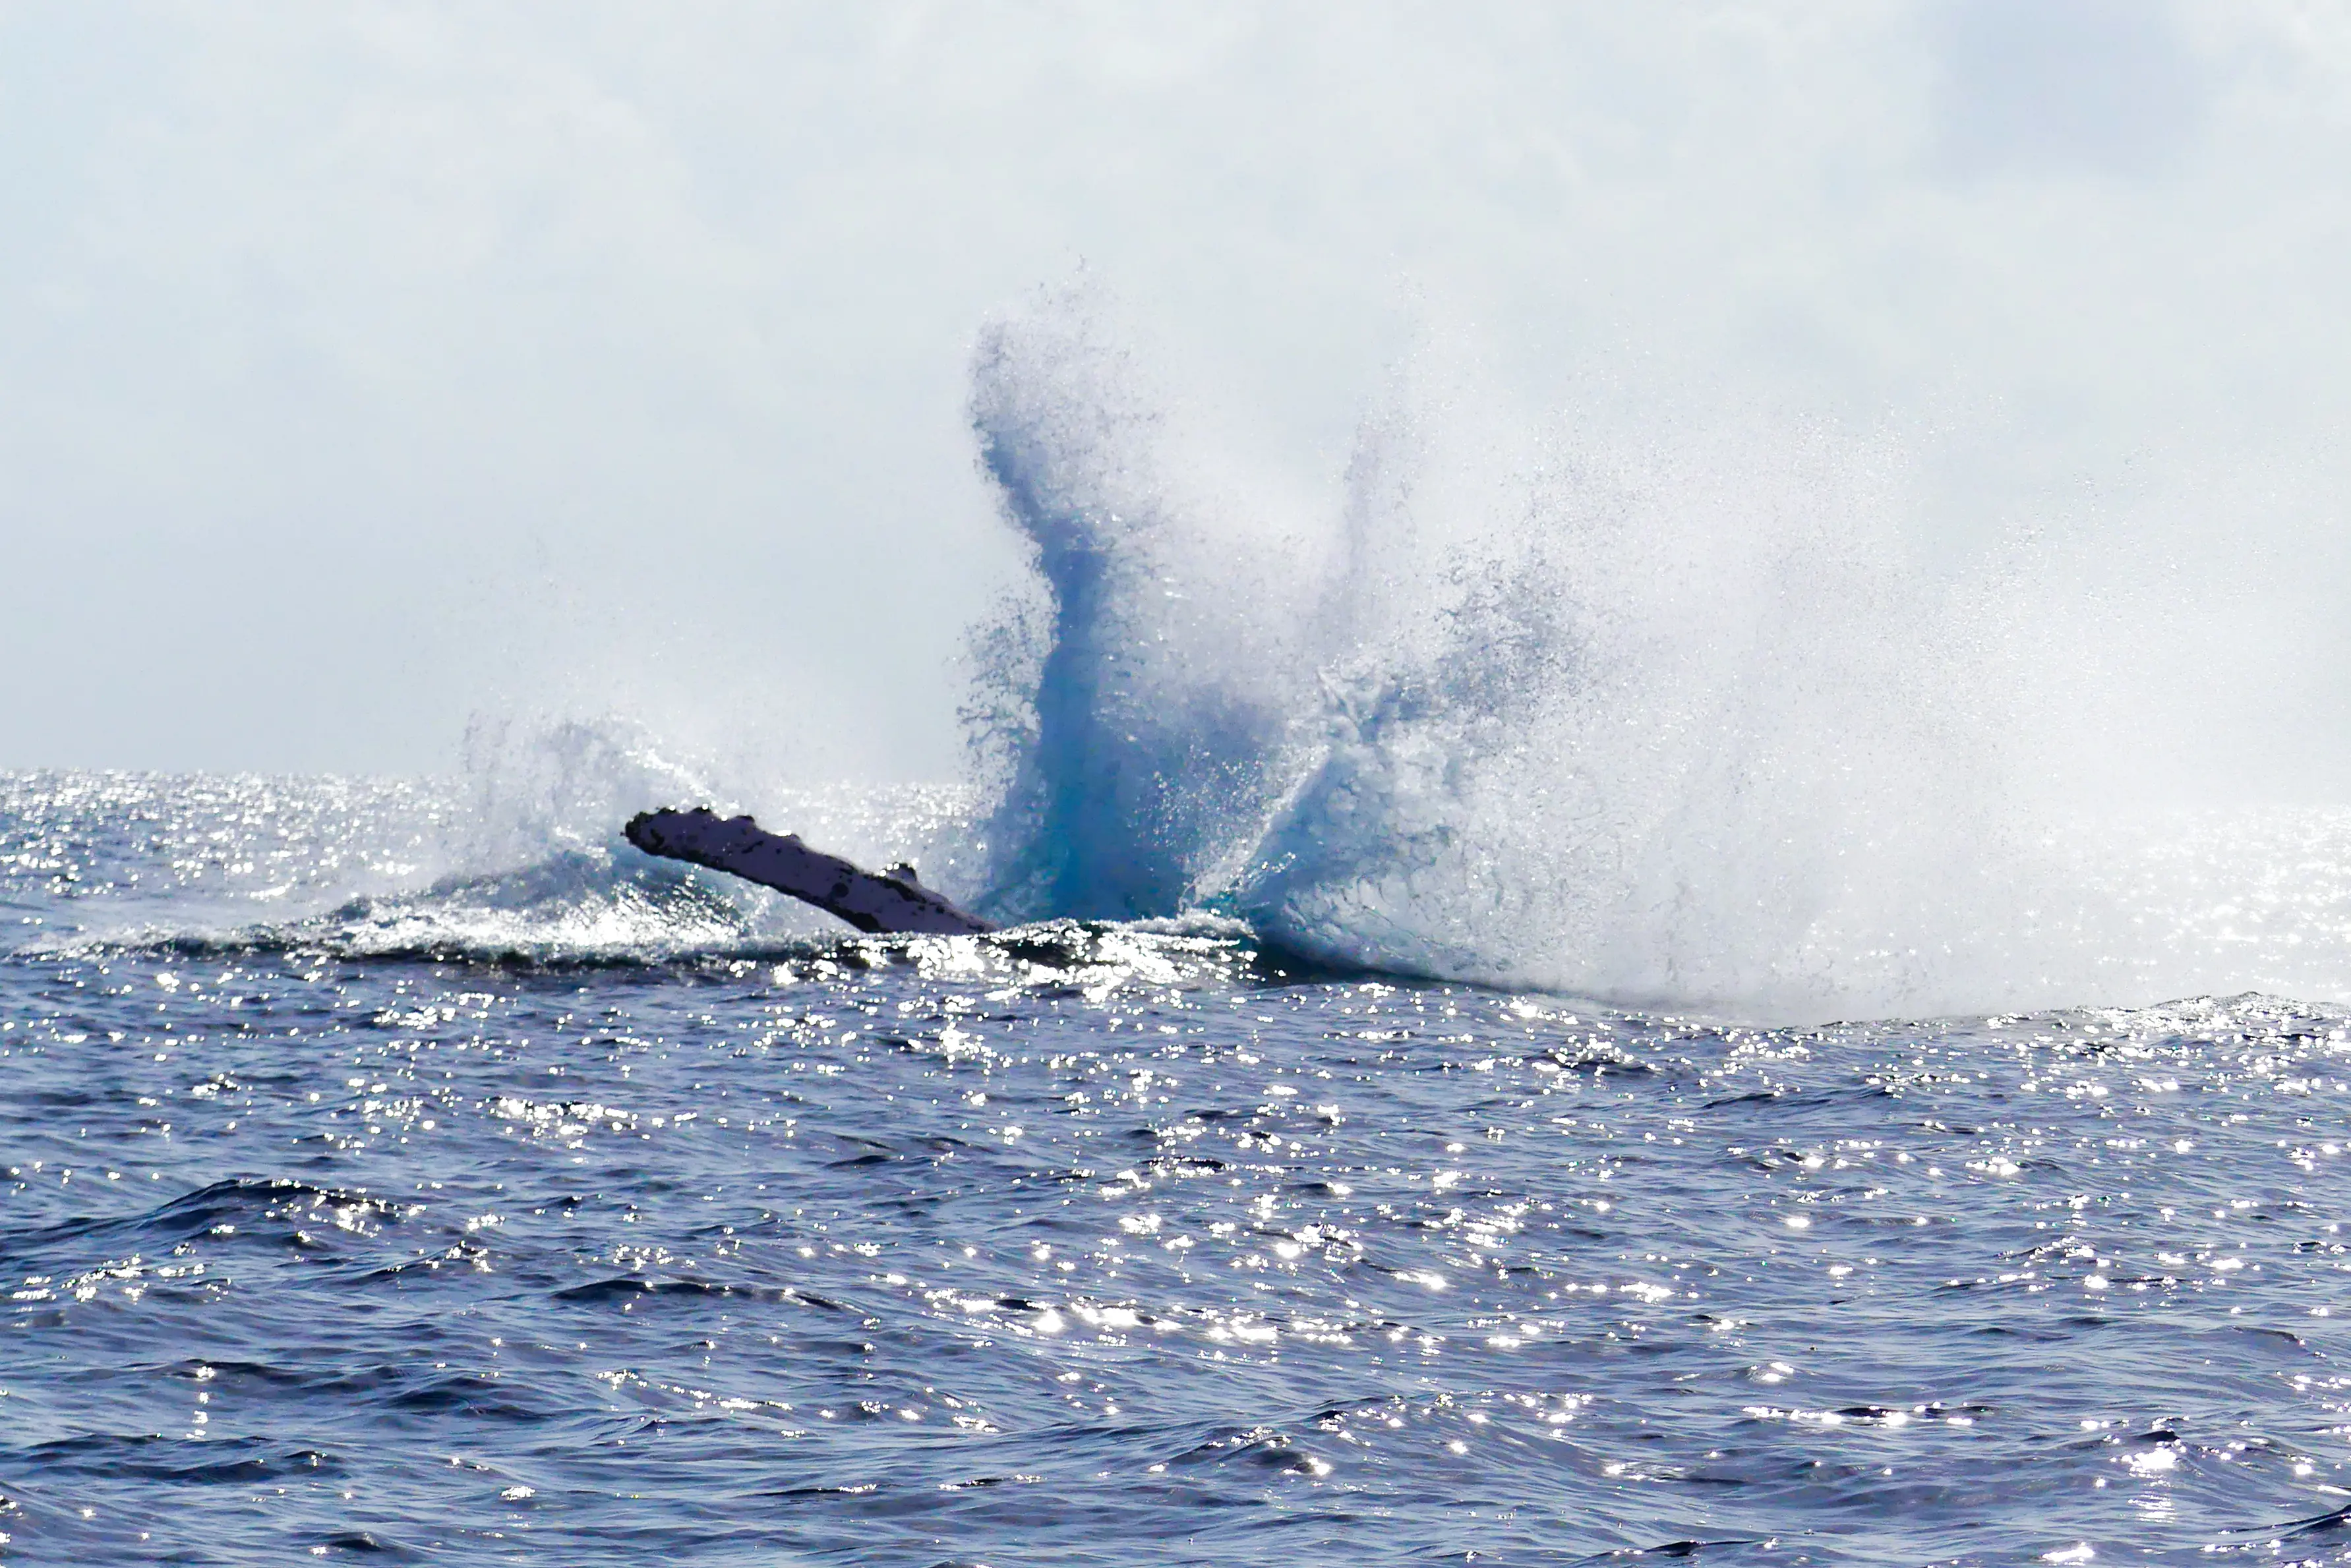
[7, 933, 2351, 1563]
[7, 776, 2351, 1563]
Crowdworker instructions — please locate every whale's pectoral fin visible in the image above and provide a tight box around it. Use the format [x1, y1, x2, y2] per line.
[624, 807, 994, 937]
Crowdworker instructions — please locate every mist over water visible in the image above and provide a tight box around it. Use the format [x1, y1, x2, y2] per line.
[963, 291, 2351, 1020]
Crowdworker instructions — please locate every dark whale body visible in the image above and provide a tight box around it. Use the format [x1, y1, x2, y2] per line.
[624, 807, 996, 937]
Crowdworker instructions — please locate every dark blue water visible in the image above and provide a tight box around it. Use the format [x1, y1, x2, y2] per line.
[6, 773, 2351, 1565]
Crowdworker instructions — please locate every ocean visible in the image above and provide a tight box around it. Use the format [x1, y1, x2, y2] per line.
[3, 767, 2350, 1566]
[8, 297, 2351, 1565]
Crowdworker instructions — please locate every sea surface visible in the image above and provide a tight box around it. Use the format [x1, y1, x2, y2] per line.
[6, 770, 2351, 1567]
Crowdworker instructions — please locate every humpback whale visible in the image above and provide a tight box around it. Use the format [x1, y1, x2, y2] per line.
[623, 807, 996, 936]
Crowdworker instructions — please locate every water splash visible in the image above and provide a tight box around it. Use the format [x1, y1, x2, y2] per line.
[965, 308, 1309, 923]
[0, 720, 983, 966]
[963, 292, 2351, 1018]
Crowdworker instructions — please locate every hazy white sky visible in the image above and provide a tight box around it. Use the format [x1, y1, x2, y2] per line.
[3, 1, 2347, 778]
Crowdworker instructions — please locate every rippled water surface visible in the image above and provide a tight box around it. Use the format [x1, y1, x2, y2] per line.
[7, 774, 2351, 1565]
